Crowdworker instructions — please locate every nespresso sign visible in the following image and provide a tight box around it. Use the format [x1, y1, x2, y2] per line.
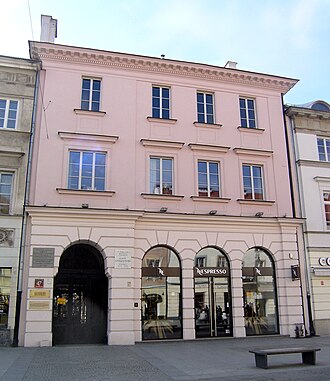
[194, 267, 229, 277]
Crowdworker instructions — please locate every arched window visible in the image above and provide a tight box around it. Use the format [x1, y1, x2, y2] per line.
[141, 246, 182, 340]
[194, 247, 232, 338]
[242, 247, 278, 335]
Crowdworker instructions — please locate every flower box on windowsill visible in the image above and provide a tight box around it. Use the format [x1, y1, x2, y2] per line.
[56, 188, 115, 196]
[191, 196, 231, 203]
[141, 193, 184, 201]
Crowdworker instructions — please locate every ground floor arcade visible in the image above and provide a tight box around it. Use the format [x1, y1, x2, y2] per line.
[19, 207, 307, 346]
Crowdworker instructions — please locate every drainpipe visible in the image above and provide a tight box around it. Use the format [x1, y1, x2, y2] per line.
[282, 100, 315, 336]
[13, 62, 41, 346]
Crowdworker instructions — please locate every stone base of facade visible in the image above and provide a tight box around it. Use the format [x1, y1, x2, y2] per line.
[0, 329, 12, 346]
[314, 319, 330, 335]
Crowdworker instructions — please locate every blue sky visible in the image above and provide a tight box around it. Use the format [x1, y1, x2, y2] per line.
[1, 0, 329, 104]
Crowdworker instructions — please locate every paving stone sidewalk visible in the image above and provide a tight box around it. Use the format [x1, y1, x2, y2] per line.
[0, 335, 329, 381]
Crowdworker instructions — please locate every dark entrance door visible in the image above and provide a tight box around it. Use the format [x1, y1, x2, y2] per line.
[53, 244, 108, 345]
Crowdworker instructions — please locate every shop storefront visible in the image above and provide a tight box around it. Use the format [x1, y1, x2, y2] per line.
[242, 248, 278, 335]
[194, 247, 232, 338]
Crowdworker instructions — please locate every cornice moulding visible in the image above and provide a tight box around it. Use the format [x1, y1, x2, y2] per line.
[140, 139, 184, 149]
[58, 131, 118, 143]
[233, 147, 273, 157]
[188, 143, 230, 153]
[29, 42, 297, 93]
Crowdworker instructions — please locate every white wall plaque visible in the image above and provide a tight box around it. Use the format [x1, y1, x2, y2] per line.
[114, 249, 132, 269]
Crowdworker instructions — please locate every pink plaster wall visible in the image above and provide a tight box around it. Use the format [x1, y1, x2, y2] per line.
[30, 43, 295, 218]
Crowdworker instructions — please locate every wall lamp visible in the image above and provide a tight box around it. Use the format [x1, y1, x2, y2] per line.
[209, 210, 217, 215]
[160, 207, 168, 213]
[81, 203, 89, 209]
[255, 211, 264, 217]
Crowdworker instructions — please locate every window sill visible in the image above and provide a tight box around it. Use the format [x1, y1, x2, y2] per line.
[194, 122, 222, 129]
[147, 117, 177, 124]
[237, 198, 275, 205]
[56, 188, 115, 196]
[74, 109, 106, 116]
[141, 193, 184, 201]
[237, 126, 264, 133]
[191, 196, 231, 203]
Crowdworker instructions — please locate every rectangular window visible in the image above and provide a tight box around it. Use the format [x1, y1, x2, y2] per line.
[324, 192, 330, 228]
[0, 268, 11, 328]
[197, 92, 214, 124]
[317, 138, 330, 161]
[0, 173, 13, 214]
[81, 78, 101, 111]
[152, 86, 170, 119]
[0, 99, 18, 129]
[68, 151, 106, 191]
[150, 157, 173, 195]
[239, 97, 256, 128]
[242, 164, 264, 200]
[198, 160, 220, 197]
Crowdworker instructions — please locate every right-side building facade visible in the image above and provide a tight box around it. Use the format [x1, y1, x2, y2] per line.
[286, 100, 330, 335]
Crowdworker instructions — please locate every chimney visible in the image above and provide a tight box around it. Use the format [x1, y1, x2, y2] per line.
[40, 15, 58, 43]
[224, 61, 237, 69]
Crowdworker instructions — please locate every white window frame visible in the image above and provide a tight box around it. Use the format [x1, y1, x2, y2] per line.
[152, 86, 170, 119]
[242, 164, 264, 200]
[67, 150, 106, 191]
[197, 160, 221, 198]
[323, 192, 330, 229]
[0, 99, 19, 130]
[317, 137, 330, 162]
[0, 172, 13, 214]
[81, 78, 101, 111]
[239, 97, 257, 128]
[150, 157, 173, 195]
[197, 92, 214, 124]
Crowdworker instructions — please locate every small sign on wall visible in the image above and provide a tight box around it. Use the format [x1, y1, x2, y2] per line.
[291, 265, 300, 281]
[28, 301, 51, 310]
[29, 290, 51, 299]
[34, 279, 44, 288]
[32, 248, 55, 268]
[114, 249, 132, 269]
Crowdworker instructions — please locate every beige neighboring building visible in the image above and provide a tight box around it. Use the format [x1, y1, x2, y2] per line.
[286, 100, 330, 335]
[0, 55, 38, 345]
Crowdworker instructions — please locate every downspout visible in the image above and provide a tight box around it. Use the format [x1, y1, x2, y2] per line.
[13, 62, 41, 346]
[282, 99, 315, 336]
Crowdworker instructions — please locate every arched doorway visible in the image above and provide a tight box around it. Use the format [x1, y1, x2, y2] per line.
[53, 243, 108, 345]
[194, 247, 232, 338]
[242, 247, 278, 335]
[141, 246, 182, 340]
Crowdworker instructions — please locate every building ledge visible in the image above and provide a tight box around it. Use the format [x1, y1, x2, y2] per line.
[237, 126, 265, 133]
[188, 143, 230, 153]
[194, 121, 222, 129]
[140, 139, 184, 149]
[191, 196, 231, 203]
[147, 117, 177, 124]
[141, 193, 184, 201]
[56, 188, 115, 196]
[73, 109, 106, 116]
[233, 147, 273, 157]
[58, 131, 118, 143]
[237, 199, 275, 205]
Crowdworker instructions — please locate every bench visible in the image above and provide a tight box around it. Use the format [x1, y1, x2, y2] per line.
[249, 347, 321, 369]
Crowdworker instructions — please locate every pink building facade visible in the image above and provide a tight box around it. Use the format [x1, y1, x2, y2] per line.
[18, 34, 308, 346]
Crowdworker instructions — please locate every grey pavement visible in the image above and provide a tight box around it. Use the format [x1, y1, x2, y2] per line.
[0, 335, 330, 381]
